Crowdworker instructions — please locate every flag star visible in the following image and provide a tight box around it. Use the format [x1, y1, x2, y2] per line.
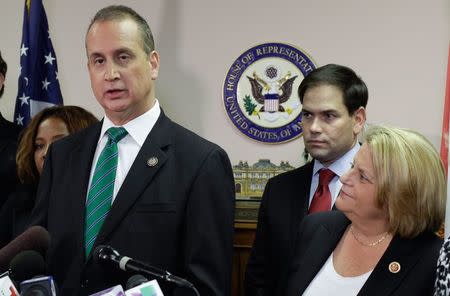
[44, 52, 56, 65]
[55, 71, 59, 80]
[20, 44, 29, 56]
[18, 93, 30, 106]
[18, 65, 22, 78]
[42, 78, 51, 90]
[16, 115, 24, 126]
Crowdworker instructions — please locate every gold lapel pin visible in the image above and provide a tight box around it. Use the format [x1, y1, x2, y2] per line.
[147, 157, 158, 167]
[388, 261, 401, 273]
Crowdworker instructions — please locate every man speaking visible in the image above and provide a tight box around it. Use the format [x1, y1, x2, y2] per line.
[30, 5, 235, 296]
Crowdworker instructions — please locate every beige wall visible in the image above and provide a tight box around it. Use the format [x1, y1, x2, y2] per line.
[1, 0, 449, 167]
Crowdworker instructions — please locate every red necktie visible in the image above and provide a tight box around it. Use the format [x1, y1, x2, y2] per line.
[309, 168, 335, 214]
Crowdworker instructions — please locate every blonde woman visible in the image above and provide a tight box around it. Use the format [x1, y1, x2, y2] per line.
[284, 126, 445, 296]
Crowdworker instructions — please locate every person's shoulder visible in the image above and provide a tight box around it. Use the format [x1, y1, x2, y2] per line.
[416, 231, 444, 252]
[267, 161, 313, 184]
[165, 116, 225, 156]
[0, 114, 21, 140]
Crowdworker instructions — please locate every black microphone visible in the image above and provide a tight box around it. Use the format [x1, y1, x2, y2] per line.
[9, 250, 46, 282]
[0, 226, 50, 272]
[8, 250, 57, 296]
[94, 245, 195, 289]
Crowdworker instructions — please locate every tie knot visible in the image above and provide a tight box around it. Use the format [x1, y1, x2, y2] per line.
[318, 168, 335, 186]
[106, 127, 128, 143]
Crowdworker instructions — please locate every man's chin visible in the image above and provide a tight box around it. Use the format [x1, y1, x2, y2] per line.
[102, 102, 130, 113]
[307, 149, 329, 161]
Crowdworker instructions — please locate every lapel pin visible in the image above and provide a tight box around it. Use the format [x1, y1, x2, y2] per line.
[388, 261, 401, 273]
[147, 157, 158, 167]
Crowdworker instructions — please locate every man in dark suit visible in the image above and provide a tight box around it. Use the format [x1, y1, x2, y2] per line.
[30, 5, 234, 296]
[244, 64, 368, 295]
[0, 51, 21, 207]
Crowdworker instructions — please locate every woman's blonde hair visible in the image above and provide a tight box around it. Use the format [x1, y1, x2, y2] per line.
[365, 125, 445, 238]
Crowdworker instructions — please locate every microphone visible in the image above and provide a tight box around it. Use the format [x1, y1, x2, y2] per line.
[88, 285, 125, 296]
[0, 272, 20, 296]
[20, 276, 57, 296]
[0, 226, 50, 272]
[9, 250, 46, 282]
[94, 245, 194, 289]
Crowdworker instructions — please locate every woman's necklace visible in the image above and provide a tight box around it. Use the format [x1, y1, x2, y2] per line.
[349, 225, 389, 247]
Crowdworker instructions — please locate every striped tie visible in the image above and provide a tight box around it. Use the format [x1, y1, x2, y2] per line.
[84, 127, 128, 258]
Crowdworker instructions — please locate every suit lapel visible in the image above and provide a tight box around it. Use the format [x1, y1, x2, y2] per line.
[92, 113, 171, 253]
[289, 161, 314, 246]
[287, 214, 349, 295]
[358, 234, 424, 296]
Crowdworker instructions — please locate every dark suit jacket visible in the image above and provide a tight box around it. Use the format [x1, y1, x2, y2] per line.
[0, 113, 21, 207]
[245, 161, 314, 295]
[30, 111, 235, 296]
[0, 183, 36, 248]
[284, 211, 443, 296]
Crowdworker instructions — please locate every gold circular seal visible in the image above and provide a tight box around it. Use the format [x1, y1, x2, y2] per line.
[388, 261, 401, 273]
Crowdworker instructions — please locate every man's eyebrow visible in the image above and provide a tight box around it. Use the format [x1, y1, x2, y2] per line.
[88, 52, 103, 60]
[301, 108, 339, 113]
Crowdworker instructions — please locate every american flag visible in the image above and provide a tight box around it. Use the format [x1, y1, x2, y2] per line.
[14, 0, 63, 127]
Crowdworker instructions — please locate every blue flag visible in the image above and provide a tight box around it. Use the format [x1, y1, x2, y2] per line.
[14, 0, 63, 127]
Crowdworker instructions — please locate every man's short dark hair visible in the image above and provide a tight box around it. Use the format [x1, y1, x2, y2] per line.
[298, 64, 368, 115]
[86, 5, 155, 55]
[0, 51, 7, 98]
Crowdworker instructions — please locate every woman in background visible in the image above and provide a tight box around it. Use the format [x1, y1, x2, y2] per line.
[0, 106, 98, 247]
[283, 125, 445, 296]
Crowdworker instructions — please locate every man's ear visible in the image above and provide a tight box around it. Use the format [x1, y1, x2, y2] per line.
[148, 51, 160, 80]
[0, 73, 5, 87]
[352, 107, 366, 135]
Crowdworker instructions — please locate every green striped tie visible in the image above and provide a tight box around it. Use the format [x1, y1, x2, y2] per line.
[84, 127, 128, 258]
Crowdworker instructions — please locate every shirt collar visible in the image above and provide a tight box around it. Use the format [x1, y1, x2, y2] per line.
[100, 99, 161, 146]
[313, 142, 361, 177]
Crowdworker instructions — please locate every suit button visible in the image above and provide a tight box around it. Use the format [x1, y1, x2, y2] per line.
[81, 279, 89, 288]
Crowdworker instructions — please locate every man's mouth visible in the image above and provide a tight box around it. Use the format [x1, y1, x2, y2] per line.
[104, 89, 126, 99]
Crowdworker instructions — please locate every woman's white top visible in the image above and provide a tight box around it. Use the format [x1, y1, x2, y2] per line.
[302, 253, 372, 296]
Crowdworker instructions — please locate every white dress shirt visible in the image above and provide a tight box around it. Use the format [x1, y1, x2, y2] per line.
[308, 142, 360, 208]
[87, 100, 161, 203]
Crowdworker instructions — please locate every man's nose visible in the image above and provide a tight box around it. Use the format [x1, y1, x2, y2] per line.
[309, 118, 323, 133]
[105, 62, 120, 80]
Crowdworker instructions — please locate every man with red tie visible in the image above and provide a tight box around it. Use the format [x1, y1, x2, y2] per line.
[245, 64, 368, 296]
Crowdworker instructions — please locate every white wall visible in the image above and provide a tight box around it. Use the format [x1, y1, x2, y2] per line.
[1, 0, 449, 167]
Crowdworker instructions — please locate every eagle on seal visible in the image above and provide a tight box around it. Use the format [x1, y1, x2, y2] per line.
[247, 71, 297, 113]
